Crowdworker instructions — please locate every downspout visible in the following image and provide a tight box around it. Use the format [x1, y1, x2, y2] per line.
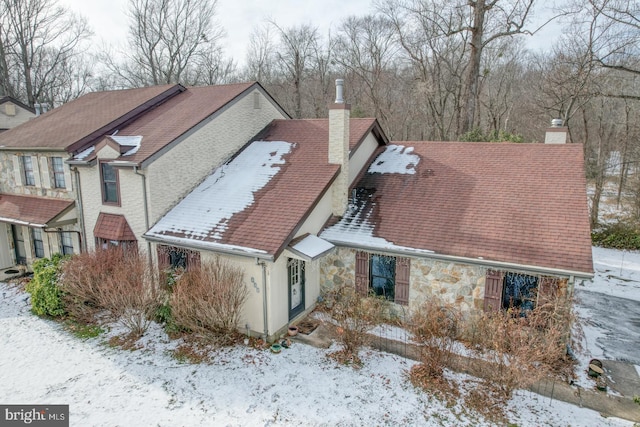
[72, 167, 87, 253]
[257, 258, 268, 341]
[134, 166, 153, 266]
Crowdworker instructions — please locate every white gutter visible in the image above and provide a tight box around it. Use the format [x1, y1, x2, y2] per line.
[326, 240, 594, 279]
[143, 234, 274, 261]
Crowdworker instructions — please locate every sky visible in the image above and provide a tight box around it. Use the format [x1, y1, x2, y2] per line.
[57, 0, 564, 68]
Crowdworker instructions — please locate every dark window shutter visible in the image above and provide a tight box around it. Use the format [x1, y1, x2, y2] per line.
[355, 251, 369, 296]
[395, 257, 410, 305]
[483, 270, 504, 312]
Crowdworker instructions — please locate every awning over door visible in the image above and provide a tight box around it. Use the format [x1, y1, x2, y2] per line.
[93, 213, 136, 241]
[287, 234, 335, 261]
[0, 193, 75, 227]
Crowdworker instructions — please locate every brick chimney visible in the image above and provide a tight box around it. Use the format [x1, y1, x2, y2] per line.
[545, 118, 568, 144]
[329, 79, 350, 216]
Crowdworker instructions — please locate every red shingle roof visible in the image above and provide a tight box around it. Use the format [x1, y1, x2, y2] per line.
[0, 85, 180, 150]
[146, 118, 380, 258]
[94, 213, 136, 241]
[0, 194, 74, 227]
[323, 142, 593, 275]
[111, 82, 256, 165]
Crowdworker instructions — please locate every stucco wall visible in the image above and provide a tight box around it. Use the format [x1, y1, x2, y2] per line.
[0, 102, 34, 130]
[348, 133, 379, 185]
[146, 87, 286, 224]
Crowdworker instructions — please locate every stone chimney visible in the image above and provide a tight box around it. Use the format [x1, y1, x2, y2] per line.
[329, 79, 350, 216]
[545, 118, 568, 144]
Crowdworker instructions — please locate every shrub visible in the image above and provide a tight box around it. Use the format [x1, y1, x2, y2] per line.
[591, 221, 640, 250]
[465, 300, 573, 399]
[170, 257, 247, 345]
[61, 247, 161, 336]
[25, 254, 67, 317]
[408, 298, 461, 380]
[323, 284, 388, 367]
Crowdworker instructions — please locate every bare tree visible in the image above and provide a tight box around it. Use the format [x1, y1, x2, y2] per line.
[334, 15, 400, 135]
[269, 22, 320, 118]
[1, 0, 91, 106]
[101, 0, 232, 87]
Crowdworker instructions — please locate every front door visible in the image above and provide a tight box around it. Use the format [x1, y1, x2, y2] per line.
[11, 225, 26, 265]
[288, 258, 305, 320]
[0, 225, 13, 269]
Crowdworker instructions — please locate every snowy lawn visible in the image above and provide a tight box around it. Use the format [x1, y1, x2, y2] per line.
[1, 280, 634, 427]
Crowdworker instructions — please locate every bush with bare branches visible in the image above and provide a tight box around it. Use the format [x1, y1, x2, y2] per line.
[465, 301, 574, 399]
[61, 248, 161, 336]
[169, 257, 247, 345]
[323, 284, 388, 367]
[408, 298, 461, 382]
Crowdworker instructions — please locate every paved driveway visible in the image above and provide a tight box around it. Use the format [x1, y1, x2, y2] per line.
[575, 288, 640, 365]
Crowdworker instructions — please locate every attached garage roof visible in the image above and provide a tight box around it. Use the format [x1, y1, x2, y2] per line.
[94, 213, 136, 241]
[0, 193, 75, 227]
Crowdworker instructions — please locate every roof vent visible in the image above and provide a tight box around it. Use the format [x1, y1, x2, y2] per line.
[335, 79, 345, 104]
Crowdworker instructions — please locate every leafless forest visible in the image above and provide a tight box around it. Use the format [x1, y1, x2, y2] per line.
[1, 0, 639, 225]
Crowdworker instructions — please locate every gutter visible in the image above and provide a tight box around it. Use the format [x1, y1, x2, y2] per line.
[71, 167, 87, 252]
[326, 240, 594, 280]
[256, 258, 269, 341]
[134, 166, 152, 265]
[143, 234, 274, 262]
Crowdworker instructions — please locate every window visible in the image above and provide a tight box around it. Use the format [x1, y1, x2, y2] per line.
[502, 272, 538, 311]
[100, 162, 119, 204]
[96, 238, 136, 252]
[483, 270, 541, 313]
[52, 157, 66, 188]
[61, 232, 74, 255]
[23, 156, 35, 186]
[157, 245, 200, 271]
[32, 228, 44, 258]
[355, 251, 410, 305]
[370, 254, 396, 300]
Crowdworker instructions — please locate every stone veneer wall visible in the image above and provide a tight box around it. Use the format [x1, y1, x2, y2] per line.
[320, 247, 488, 315]
[409, 257, 486, 313]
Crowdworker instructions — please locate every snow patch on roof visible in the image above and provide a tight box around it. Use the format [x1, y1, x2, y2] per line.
[368, 144, 420, 174]
[111, 135, 143, 156]
[73, 146, 94, 161]
[290, 235, 334, 260]
[320, 195, 433, 255]
[147, 140, 293, 243]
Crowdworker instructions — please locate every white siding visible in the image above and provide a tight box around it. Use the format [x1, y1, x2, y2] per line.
[349, 133, 380, 185]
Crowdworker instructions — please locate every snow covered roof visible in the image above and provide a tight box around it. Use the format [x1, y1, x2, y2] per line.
[145, 118, 383, 259]
[146, 140, 293, 256]
[321, 142, 593, 276]
[288, 234, 335, 261]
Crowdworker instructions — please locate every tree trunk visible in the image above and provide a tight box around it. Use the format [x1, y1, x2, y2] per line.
[461, 0, 487, 136]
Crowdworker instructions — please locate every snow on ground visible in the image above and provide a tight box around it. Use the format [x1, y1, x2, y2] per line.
[582, 247, 640, 301]
[0, 282, 633, 427]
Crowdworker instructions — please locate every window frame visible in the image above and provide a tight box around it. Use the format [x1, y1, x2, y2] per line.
[51, 157, 66, 188]
[100, 161, 120, 205]
[370, 254, 397, 301]
[355, 251, 410, 306]
[23, 156, 35, 186]
[32, 228, 45, 258]
[61, 232, 74, 255]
